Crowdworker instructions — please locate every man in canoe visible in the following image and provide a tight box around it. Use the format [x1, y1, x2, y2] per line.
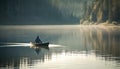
[35, 36, 42, 43]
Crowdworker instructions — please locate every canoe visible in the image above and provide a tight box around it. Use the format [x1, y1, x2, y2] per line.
[30, 42, 49, 47]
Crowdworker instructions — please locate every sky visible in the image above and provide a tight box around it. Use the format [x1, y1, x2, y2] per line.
[0, 0, 93, 25]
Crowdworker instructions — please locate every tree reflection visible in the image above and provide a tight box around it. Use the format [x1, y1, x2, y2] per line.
[80, 26, 120, 62]
[0, 46, 51, 68]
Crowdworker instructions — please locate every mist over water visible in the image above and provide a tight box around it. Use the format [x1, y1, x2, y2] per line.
[0, 25, 120, 69]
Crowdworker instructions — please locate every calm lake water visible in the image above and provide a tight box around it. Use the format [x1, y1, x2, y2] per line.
[0, 25, 120, 69]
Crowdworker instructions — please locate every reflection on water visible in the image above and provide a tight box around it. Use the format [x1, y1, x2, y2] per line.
[0, 25, 120, 69]
[85, 27, 120, 68]
[80, 26, 120, 61]
[32, 45, 50, 55]
[0, 44, 51, 68]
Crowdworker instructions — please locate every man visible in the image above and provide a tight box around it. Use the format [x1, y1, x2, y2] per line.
[35, 36, 42, 43]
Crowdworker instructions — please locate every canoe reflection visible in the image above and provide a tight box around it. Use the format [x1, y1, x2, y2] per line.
[31, 46, 49, 54]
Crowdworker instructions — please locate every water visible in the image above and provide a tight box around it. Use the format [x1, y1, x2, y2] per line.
[0, 25, 120, 69]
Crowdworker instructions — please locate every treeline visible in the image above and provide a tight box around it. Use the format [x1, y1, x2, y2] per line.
[80, 0, 120, 25]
